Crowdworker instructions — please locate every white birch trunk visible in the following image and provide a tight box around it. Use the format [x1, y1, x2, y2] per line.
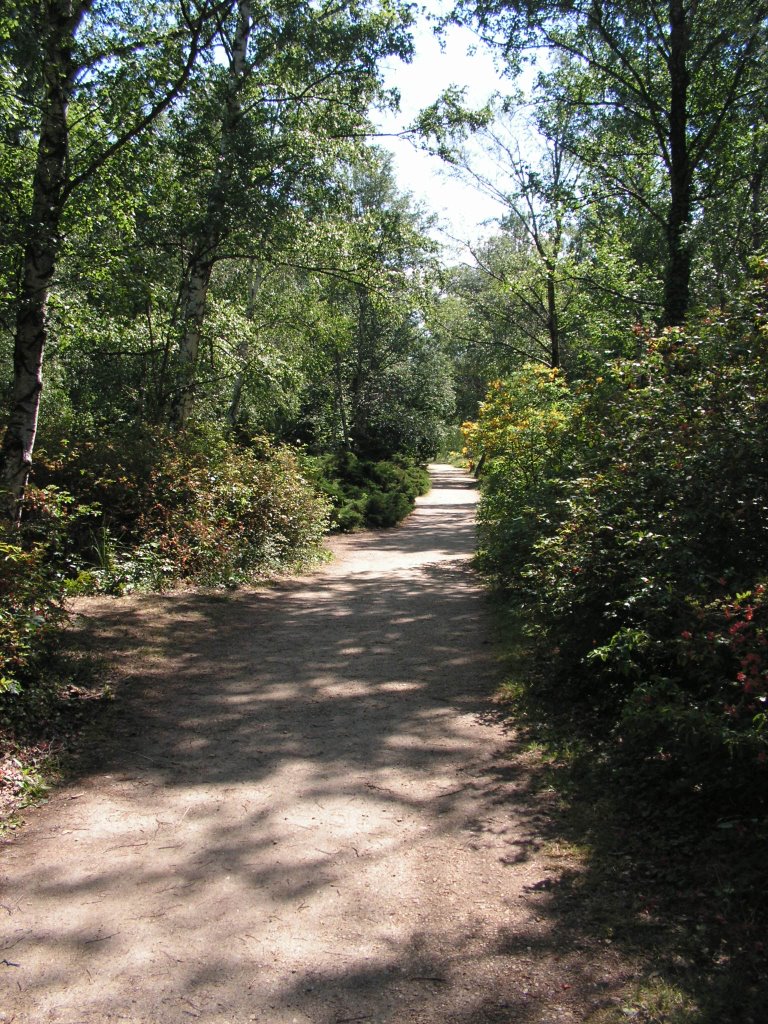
[0, 1, 88, 517]
[173, 0, 252, 428]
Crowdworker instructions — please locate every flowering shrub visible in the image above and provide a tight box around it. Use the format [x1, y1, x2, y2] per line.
[671, 585, 768, 754]
[479, 264, 768, 811]
[463, 366, 573, 484]
[464, 364, 575, 586]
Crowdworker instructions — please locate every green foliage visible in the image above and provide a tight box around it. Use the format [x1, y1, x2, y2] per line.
[476, 265, 768, 814]
[137, 433, 331, 587]
[465, 363, 574, 583]
[0, 502, 66, 697]
[458, 0, 768, 323]
[33, 426, 331, 591]
[0, 484, 106, 757]
[413, 85, 493, 161]
[306, 451, 430, 531]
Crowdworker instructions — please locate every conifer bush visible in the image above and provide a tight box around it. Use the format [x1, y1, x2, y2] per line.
[306, 451, 430, 531]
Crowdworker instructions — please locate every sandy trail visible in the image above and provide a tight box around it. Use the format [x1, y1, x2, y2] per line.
[1, 465, 621, 1023]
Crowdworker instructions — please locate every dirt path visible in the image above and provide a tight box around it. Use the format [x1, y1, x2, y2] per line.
[1, 465, 629, 1023]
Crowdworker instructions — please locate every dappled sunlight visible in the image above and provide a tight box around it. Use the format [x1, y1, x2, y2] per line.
[1, 466, 626, 1024]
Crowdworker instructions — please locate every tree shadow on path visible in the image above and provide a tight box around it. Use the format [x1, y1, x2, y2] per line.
[1, 466, 639, 1024]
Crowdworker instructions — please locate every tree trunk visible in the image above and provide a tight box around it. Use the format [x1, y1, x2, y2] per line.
[750, 133, 768, 255]
[333, 348, 351, 450]
[545, 263, 560, 368]
[172, 0, 251, 428]
[663, 0, 693, 327]
[173, 254, 214, 427]
[348, 283, 376, 450]
[0, 1, 87, 518]
[1, 1, 217, 514]
[227, 260, 262, 430]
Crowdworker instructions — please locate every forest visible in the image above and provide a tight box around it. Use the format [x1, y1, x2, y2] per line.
[1, 0, 768, 1009]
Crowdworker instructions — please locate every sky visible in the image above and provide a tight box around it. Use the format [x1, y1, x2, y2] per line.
[370, 6, 513, 252]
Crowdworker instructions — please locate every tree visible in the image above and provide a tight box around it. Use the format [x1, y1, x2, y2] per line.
[441, 106, 583, 369]
[167, 0, 415, 427]
[0, 0, 223, 516]
[456, 0, 768, 325]
[292, 149, 452, 460]
[0, 0, 417, 509]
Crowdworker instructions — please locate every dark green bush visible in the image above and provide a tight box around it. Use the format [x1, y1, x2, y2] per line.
[365, 488, 412, 527]
[0, 486, 99, 749]
[0, 492, 69, 699]
[305, 451, 430, 531]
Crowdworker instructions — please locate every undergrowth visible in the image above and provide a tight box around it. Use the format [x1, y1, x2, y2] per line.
[0, 643, 110, 827]
[30, 425, 332, 593]
[493, 598, 768, 1024]
[467, 273, 768, 1023]
[304, 451, 430, 531]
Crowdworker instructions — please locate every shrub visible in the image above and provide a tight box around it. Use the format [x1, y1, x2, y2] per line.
[0, 486, 90, 744]
[464, 365, 575, 586]
[138, 436, 330, 587]
[32, 425, 331, 590]
[305, 451, 430, 531]
[478, 264, 768, 813]
[0, 526, 65, 698]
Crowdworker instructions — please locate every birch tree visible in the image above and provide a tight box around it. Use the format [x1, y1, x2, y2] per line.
[442, 107, 583, 369]
[172, 0, 252, 427]
[0, 0, 223, 517]
[168, 0, 414, 428]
